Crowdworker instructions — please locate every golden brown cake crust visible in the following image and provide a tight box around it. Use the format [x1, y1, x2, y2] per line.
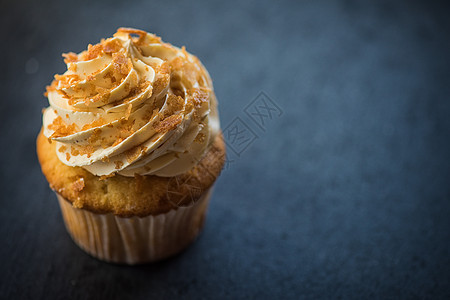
[37, 129, 225, 217]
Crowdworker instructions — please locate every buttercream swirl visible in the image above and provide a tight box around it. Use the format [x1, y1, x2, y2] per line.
[42, 28, 220, 177]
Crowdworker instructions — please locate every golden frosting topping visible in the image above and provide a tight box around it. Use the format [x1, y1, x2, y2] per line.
[43, 28, 220, 177]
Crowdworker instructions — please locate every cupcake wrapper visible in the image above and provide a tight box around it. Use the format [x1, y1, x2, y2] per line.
[56, 188, 212, 264]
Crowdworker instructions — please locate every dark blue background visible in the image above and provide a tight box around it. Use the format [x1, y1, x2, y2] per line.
[1, 0, 450, 298]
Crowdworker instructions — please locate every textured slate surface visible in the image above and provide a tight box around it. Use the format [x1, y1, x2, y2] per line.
[1, 0, 450, 299]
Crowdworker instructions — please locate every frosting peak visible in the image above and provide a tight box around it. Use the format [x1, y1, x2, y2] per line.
[43, 28, 220, 177]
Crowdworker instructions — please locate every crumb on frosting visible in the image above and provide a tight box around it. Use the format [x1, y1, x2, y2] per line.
[114, 160, 124, 169]
[62, 52, 78, 64]
[153, 114, 182, 133]
[103, 39, 122, 54]
[112, 52, 132, 75]
[116, 27, 148, 45]
[125, 145, 147, 163]
[48, 116, 78, 138]
[165, 94, 184, 116]
[82, 44, 104, 61]
[70, 147, 80, 156]
[194, 132, 206, 143]
[81, 118, 106, 131]
[88, 128, 103, 144]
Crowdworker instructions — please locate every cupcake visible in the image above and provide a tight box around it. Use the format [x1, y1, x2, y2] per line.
[37, 28, 225, 264]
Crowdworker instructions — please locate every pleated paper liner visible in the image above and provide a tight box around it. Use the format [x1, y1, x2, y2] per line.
[56, 188, 212, 264]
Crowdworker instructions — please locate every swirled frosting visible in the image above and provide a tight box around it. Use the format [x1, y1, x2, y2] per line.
[42, 28, 220, 177]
